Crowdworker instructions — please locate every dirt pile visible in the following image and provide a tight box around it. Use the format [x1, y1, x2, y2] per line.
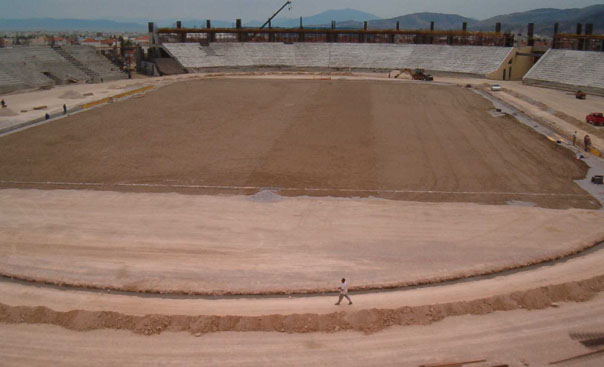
[1, 274, 603, 336]
[248, 190, 282, 203]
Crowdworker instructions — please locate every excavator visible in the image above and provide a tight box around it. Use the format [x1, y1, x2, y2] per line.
[393, 68, 434, 81]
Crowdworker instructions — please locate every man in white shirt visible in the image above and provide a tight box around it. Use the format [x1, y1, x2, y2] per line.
[335, 278, 352, 305]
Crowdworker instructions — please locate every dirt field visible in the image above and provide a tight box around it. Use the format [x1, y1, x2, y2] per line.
[2, 248, 604, 366]
[1, 189, 603, 294]
[2, 76, 604, 366]
[3, 295, 604, 367]
[0, 78, 596, 209]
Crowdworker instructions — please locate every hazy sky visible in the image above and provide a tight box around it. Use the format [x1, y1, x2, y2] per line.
[1, 0, 602, 20]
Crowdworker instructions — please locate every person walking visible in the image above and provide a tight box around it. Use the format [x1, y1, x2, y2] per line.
[335, 278, 352, 305]
[44, 113, 50, 120]
[1, 99, 6, 108]
[572, 131, 577, 146]
[584, 135, 591, 152]
[63, 104, 67, 115]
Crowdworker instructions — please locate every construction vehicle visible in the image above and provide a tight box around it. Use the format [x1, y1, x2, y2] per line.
[394, 68, 433, 81]
[576, 90, 586, 99]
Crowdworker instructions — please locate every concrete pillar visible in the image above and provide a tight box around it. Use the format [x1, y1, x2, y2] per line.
[206, 20, 215, 42]
[176, 21, 186, 42]
[585, 23, 593, 51]
[268, 20, 274, 42]
[359, 21, 367, 43]
[298, 17, 304, 42]
[462, 22, 467, 45]
[527, 23, 534, 47]
[552, 23, 559, 49]
[236, 19, 245, 42]
[577, 23, 584, 50]
[331, 21, 338, 43]
[504, 32, 514, 47]
[148, 22, 154, 45]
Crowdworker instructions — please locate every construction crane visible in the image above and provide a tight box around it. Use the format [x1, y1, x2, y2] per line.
[260, 1, 292, 29]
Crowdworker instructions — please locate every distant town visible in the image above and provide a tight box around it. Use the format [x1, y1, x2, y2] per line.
[0, 31, 150, 71]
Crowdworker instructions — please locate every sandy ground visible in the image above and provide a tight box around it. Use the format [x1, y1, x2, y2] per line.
[436, 76, 604, 151]
[437, 76, 604, 125]
[1, 72, 604, 364]
[1, 284, 604, 366]
[0, 74, 206, 131]
[1, 223, 603, 318]
[0, 78, 595, 209]
[1, 188, 603, 294]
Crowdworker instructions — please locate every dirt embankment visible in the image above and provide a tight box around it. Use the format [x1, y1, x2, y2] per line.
[1, 275, 602, 336]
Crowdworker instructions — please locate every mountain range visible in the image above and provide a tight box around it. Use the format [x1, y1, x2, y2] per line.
[0, 5, 602, 36]
[331, 5, 604, 35]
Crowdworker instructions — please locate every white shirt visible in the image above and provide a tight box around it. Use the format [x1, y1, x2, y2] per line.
[340, 281, 348, 294]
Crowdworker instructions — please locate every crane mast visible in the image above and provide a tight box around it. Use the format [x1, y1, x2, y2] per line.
[259, 1, 292, 29]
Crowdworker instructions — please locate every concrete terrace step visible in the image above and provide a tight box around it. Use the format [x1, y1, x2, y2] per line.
[52, 46, 100, 80]
[523, 49, 604, 95]
[163, 42, 513, 76]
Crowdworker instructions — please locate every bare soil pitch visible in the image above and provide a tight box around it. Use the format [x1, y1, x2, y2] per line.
[0, 79, 596, 208]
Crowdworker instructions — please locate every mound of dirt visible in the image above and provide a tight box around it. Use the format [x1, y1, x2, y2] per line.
[248, 190, 282, 203]
[59, 90, 84, 99]
[1, 274, 603, 336]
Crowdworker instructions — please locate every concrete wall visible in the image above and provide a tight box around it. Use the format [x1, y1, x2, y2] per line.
[486, 46, 534, 81]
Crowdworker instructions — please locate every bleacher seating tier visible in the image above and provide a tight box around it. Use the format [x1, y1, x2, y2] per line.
[163, 43, 514, 77]
[523, 49, 604, 96]
[0, 46, 126, 94]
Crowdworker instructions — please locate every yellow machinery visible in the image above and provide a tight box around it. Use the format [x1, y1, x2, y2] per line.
[394, 68, 434, 81]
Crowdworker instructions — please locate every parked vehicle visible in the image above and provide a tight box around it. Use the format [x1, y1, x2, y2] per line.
[586, 112, 604, 126]
[491, 84, 502, 91]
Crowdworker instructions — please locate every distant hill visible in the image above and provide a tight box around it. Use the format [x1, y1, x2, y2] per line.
[151, 9, 380, 29]
[246, 8, 380, 28]
[336, 12, 476, 30]
[332, 5, 604, 36]
[471, 5, 604, 35]
[0, 5, 602, 35]
[0, 18, 145, 32]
